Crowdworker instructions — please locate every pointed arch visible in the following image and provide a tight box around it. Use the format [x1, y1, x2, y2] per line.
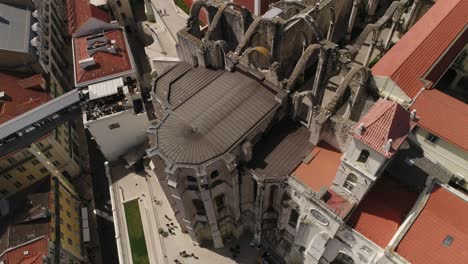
[325, 65, 368, 115]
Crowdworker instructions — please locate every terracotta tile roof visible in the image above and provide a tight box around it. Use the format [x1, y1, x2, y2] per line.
[371, 0, 468, 98]
[396, 185, 468, 264]
[67, 0, 110, 34]
[347, 176, 419, 248]
[370, 0, 468, 151]
[352, 99, 416, 158]
[324, 190, 353, 218]
[16, 75, 45, 90]
[0, 72, 50, 125]
[73, 29, 134, 86]
[292, 142, 342, 192]
[0, 237, 48, 264]
[410, 90, 468, 151]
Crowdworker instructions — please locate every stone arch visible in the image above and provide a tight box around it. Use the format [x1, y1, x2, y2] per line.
[288, 208, 299, 228]
[352, 1, 406, 49]
[327, 7, 337, 41]
[211, 40, 229, 68]
[187, 0, 218, 38]
[280, 14, 322, 44]
[331, 252, 355, 264]
[287, 44, 324, 91]
[283, 6, 302, 19]
[236, 17, 277, 56]
[271, 1, 306, 14]
[293, 92, 314, 125]
[246, 46, 273, 70]
[192, 199, 206, 215]
[325, 65, 368, 118]
[204, 2, 252, 41]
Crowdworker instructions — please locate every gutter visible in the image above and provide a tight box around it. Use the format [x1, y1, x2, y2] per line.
[408, 79, 432, 108]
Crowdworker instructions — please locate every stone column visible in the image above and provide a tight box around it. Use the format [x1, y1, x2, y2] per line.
[363, 30, 379, 67]
[384, 19, 398, 51]
[367, 0, 379, 19]
[346, 0, 361, 40]
[326, 20, 335, 42]
[403, 0, 420, 32]
[253, 180, 265, 246]
[312, 52, 326, 105]
[232, 170, 242, 224]
[200, 187, 224, 248]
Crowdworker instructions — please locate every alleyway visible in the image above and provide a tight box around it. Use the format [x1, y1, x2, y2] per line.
[110, 164, 262, 264]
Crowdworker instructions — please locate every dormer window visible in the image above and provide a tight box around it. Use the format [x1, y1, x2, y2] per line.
[210, 170, 219, 179]
[357, 150, 369, 163]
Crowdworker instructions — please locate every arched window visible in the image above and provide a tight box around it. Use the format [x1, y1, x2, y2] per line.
[357, 150, 369, 163]
[343, 173, 357, 192]
[187, 176, 197, 182]
[269, 185, 278, 209]
[210, 179, 224, 188]
[192, 199, 206, 215]
[288, 209, 299, 228]
[299, 102, 310, 125]
[331, 252, 355, 264]
[210, 170, 219, 179]
[214, 195, 225, 212]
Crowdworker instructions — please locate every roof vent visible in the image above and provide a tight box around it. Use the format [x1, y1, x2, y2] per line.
[410, 109, 417, 120]
[443, 235, 453, 247]
[79, 57, 96, 69]
[356, 123, 365, 135]
[383, 139, 393, 153]
[86, 33, 106, 46]
[87, 42, 108, 56]
[23, 250, 29, 255]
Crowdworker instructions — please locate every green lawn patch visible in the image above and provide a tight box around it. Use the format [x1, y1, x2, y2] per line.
[124, 200, 150, 264]
[173, 0, 190, 14]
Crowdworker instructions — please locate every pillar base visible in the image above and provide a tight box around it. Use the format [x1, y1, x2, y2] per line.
[212, 231, 224, 249]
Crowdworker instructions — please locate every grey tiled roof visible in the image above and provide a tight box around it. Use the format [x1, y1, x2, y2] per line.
[154, 62, 192, 100]
[0, 3, 32, 54]
[154, 62, 224, 109]
[156, 67, 279, 165]
[0, 89, 81, 140]
[249, 119, 313, 180]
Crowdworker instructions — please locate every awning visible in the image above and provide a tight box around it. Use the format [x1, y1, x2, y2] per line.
[88, 77, 124, 100]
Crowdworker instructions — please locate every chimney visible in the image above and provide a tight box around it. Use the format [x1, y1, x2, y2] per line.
[410, 109, 417, 120]
[356, 123, 365, 135]
[383, 139, 393, 153]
